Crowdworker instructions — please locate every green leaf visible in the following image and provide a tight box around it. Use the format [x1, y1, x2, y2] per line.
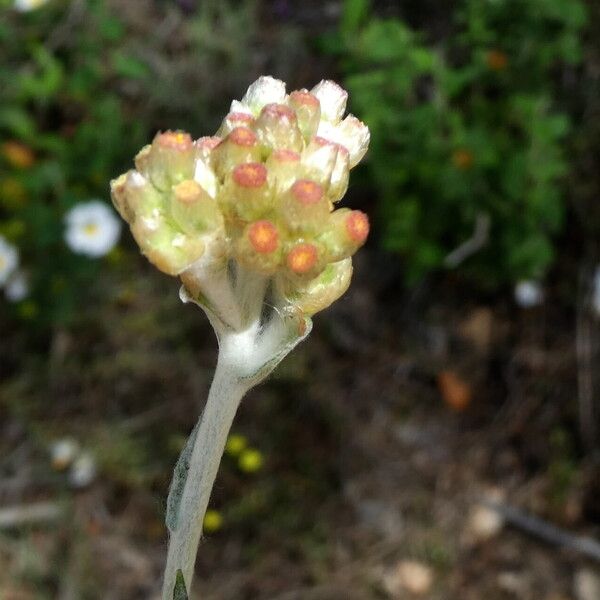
[341, 0, 370, 35]
[173, 570, 189, 600]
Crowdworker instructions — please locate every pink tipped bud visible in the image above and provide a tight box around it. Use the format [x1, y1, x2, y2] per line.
[345, 210, 369, 244]
[156, 131, 193, 151]
[286, 243, 319, 275]
[248, 220, 279, 254]
[254, 103, 303, 153]
[224, 162, 272, 221]
[213, 128, 261, 178]
[217, 112, 256, 137]
[195, 136, 221, 159]
[289, 90, 321, 140]
[291, 180, 323, 205]
[281, 179, 329, 232]
[233, 162, 267, 188]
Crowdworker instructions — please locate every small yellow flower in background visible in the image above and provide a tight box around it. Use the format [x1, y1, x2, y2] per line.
[203, 509, 223, 533]
[225, 434, 247, 457]
[238, 448, 263, 473]
[17, 299, 38, 319]
[1, 141, 35, 169]
[451, 148, 474, 170]
[486, 49, 509, 71]
[13, 0, 50, 12]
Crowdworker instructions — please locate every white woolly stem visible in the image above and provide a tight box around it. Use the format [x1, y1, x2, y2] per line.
[162, 269, 311, 599]
[161, 339, 250, 599]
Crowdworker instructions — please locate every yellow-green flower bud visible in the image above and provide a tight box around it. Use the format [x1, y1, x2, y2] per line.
[254, 103, 303, 153]
[320, 208, 370, 262]
[170, 180, 223, 235]
[235, 219, 282, 274]
[216, 112, 256, 137]
[223, 162, 272, 222]
[266, 149, 301, 195]
[276, 257, 352, 315]
[280, 179, 329, 233]
[144, 131, 195, 191]
[288, 90, 321, 140]
[212, 127, 262, 180]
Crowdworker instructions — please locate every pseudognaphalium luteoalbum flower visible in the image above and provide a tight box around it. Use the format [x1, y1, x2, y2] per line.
[0, 235, 19, 287]
[111, 76, 370, 318]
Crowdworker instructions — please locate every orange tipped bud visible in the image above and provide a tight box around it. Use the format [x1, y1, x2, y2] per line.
[224, 162, 272, 221]
[281, 179, 329, 232]
[289, 90, 321, 140]
[213, 128, 261, 178]
[156, 131, 193, 151]
[254, 103, 303, 153]
[345, 210, 369, 244]
[171, 180, 222, 235]
[286, 243, 319, 275]
[236, 220, 282, 274]
[320, 208, 369, 262]
[248, 220, 279, 254]
[143, 131, 196, 191]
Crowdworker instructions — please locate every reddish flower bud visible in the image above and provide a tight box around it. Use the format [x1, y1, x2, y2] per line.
[213, 127, 261, 179]
[345, 210, 369, 244]
[233, 162, 267, 188]
[217, 112, 256, 137]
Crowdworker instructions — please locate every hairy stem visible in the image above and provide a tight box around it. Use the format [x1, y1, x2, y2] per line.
[161, 344, 249, 599]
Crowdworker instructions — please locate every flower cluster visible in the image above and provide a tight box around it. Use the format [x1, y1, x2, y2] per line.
[111, 76, 370, 317]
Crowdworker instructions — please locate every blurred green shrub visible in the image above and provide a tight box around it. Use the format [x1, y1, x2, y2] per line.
[0, 0, 292, 327]
[326, 0, 586, 284]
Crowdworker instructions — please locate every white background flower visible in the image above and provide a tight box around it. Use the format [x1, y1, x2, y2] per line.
[5, 270, 29, 302]
[14, 0, 50, 12]
[0, 235, 19, 286]
[514, 280, 544, 308]
[64, 200, 121, 258]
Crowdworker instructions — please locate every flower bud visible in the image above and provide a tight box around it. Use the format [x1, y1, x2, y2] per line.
[280, 179, 329, 232]
[144, 131, 195, 191]
[301, 136, 338, 188]
[276, 257, 352, 315]
[285, 242, 321, 277]
[235, 220, 282, 274]
[212, 127, 261, 179]
[288, 90, 321, 140]
[170, 180, 222, 234]
[266, 149, 301, 195]
[320, 209, 370, 262]
[131, 214, 205, 275]
[254, 103, 303, 153]
[318, 115, 370, 168]
[223, 162, 272, 221]
[311, 80, 347, 123]
[329, 144, 350, 203]
[238, 76, 287, 115]
[216, 112, 256, 137]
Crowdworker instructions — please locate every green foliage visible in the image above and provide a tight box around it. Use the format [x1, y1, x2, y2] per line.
[328, 0, 586, 284]
[0, 0, 288, 328]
